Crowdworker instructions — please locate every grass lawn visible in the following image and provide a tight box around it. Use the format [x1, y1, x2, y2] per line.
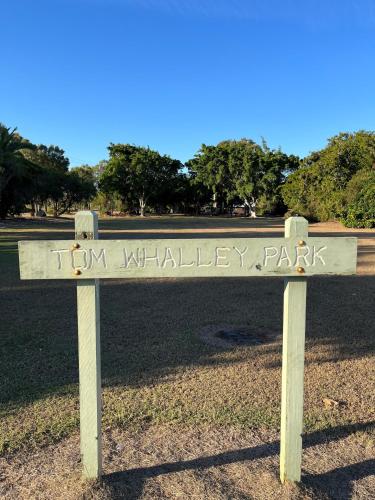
[0, 215, 374, 499]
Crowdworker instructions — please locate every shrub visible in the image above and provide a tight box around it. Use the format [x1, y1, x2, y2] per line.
[341, 170, 375, 228]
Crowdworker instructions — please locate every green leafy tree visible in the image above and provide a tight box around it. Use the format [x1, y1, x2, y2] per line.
[99, 144, 137, 211]
[281, 166, 315, 219]
[91, 160, 120, 214]
[175, 168, 212, 215]
[188, 142, 235, 213]
[190, 139, 299, 216]
[54, 169, 96, 215]
[26, 147, 97, 216]
[341, 169, 375, 228]
[282, 131, 375, 221]
[24, 145, 70, 216]
[227, 139, 263, 216]
[99, 144, 182, 216]
[69, 165, 97, 209]
[255, 146, 300, 215]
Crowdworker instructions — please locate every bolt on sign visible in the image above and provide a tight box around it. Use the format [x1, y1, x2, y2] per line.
[18, 212, 357, 483]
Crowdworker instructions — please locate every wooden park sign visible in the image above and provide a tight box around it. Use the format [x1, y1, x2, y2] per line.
[18, 212, 357, 483]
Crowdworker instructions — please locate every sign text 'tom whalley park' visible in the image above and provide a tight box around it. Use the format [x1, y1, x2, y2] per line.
[19, 237, 357, 280]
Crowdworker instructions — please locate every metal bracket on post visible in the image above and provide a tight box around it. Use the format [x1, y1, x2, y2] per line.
[75, 231, 94, 240]
[75, 211, 102, 479]
[280, 216, 308, 483]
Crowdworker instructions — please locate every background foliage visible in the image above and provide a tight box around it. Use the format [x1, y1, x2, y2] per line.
[281, 131, 375, 227]
[1, 122, 374, 227]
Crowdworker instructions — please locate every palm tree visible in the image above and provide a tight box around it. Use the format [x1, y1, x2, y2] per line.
[0, 124, 36, 218]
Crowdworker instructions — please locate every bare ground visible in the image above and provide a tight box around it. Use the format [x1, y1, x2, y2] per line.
[1, 424, 374, 499]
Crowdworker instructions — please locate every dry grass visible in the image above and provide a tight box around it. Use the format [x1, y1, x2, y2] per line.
[0, 215, 374, 498]
[1, 425, 374, 499]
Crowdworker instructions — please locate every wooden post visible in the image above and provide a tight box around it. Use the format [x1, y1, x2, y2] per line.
[75, 211, 102, 479]
[280, 216, 308, 483]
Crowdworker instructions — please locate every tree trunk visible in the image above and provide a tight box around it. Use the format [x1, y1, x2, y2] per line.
[139, 197, 146, 217]
[250, 196, 257, 218]
[213, 192, 217, 209]
[244, 197, 257, 218]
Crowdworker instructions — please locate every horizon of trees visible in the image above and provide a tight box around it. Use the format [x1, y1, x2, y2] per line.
[0, 122, 374, 228]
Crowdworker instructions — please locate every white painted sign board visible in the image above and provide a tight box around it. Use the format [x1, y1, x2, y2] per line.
[19, 237, 357, 279]
[18, 212, 358, 485]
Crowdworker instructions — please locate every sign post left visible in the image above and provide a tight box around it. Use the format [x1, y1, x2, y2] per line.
[75, 211, 102, 479]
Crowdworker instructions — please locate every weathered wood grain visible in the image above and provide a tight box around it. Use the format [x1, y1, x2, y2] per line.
[18, 236, 357, 280]
[280, 217, 307, 483]
[75, 211, 102, 479]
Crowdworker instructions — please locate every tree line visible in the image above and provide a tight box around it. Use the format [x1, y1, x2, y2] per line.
[1, 122, 374, 227]
[0, 125, 96, 219]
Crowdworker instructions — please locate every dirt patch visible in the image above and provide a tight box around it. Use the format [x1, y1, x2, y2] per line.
[199, 324, 280, 348]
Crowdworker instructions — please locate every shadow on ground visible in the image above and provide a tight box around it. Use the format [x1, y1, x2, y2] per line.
[1, 227, 375, 406]
[1, 269, 375, 408]
[103, 421, 375, 499]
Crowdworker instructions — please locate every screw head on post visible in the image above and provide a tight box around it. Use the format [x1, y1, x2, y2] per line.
[296, 266, 305, 274]
[73, 269, 82, 276]
[298, 240, 305, 246]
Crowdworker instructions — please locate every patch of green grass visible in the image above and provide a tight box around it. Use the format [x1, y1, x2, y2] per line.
[0, 393, 79, 454]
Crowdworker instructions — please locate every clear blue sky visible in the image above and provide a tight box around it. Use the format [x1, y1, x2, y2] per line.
[1, 0, 374, 166]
